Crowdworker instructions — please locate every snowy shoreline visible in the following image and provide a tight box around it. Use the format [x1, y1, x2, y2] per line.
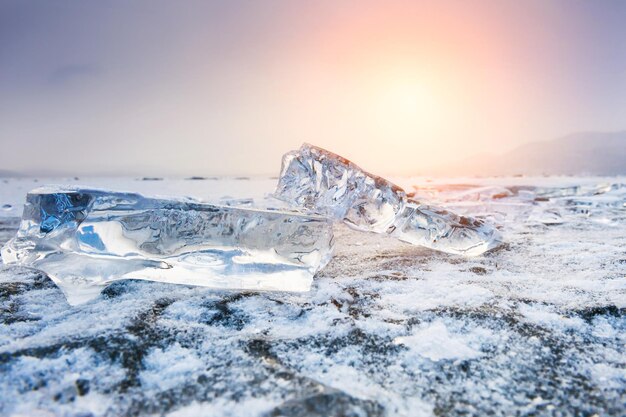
[1, 176, 624, 416]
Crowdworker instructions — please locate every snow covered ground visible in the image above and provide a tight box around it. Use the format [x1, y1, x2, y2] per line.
[0, 176, 624, 416]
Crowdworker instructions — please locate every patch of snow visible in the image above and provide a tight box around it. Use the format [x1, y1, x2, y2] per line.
[167, 397, 277, 417]
[141, 343, 204, 391]
[393, 320, 484, 362]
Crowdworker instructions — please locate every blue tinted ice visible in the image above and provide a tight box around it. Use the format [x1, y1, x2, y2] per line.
[275, 144, 502, 256]
[1, 186, 335, 305]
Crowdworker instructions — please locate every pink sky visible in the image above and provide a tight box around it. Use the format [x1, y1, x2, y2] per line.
[1, 1, 625, 176]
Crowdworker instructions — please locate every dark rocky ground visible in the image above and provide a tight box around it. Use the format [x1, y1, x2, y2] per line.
[0, 179, 625, 416]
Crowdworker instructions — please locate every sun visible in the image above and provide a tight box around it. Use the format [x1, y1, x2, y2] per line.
[371, 74, 445, 142]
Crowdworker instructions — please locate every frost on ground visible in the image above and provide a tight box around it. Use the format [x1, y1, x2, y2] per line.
[0, 176, 625, 417]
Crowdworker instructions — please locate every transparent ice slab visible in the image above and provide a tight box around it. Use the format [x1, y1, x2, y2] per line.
[1, 186, 335, 305]
[274, 144, 502, 256]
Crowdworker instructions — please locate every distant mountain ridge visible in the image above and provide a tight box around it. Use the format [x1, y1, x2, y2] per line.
[2, 131, 624, 178]
[436, 131, 626, 176]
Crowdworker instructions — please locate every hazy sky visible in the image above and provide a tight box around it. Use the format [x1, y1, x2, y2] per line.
[1, 0, 625, 176]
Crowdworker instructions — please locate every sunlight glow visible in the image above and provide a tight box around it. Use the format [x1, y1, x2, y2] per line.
[370, 70, 446, 146]
[377, 81, 440, 131]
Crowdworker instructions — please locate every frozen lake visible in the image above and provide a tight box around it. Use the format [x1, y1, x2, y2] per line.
[0, 176, 624, 416]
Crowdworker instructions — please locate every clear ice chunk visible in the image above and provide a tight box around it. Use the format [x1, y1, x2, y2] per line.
[1, 186, 334, 305]
[274, 144, 502, 256]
